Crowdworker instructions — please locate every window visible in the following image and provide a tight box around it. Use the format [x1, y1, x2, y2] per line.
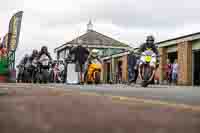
[59, 50, 65, 59]
[65, 49, 69, 58]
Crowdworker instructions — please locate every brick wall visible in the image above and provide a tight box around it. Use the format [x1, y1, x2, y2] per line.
[102, 61, 108, 83]
[158, 47, 167, 82]
[121, 55, 128, 82]
[101, 62, 105, 82]
[177, 41, 192, 85]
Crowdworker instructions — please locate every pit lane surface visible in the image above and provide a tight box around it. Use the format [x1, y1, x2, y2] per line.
[0, 83, 200, 133]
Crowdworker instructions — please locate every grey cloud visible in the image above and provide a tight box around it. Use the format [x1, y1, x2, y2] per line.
[4, 0, 200, 63]
[0, 0, 24, 13]
[36, 0, 200, 30]
[84, 0, 200, 29]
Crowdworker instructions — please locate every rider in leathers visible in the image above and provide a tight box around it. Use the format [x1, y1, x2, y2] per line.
[19, 54, 32, 82]
[38, 46, 52, 62]
[30, 49, 39, 82]
[37, 46, 52, 69]
[138, 35, 159, 82]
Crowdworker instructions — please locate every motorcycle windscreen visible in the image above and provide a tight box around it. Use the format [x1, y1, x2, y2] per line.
[144, 50, 154, 55]
[40, 55, 49, 66]
[91, 59, 101, 64]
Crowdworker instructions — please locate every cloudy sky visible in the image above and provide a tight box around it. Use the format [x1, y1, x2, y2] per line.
[0, 0, 200, 64]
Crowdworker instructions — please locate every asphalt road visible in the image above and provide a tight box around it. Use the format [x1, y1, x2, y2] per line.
[0, 83, 200, 133]
[72, 84, 200, 106]
[0, 83, 200, 106]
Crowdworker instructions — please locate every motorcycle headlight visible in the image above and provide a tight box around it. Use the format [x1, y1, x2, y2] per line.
[145, 56, 152, 62]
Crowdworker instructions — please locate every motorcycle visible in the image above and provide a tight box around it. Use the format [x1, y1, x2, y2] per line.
[139, 50, 158, 87]
[17, 64, 24, 83]
[85, 59, 102, 84]
[23, 61, 32, 83]
[38, 54, 51, 83]
[31, 58, 39, 83]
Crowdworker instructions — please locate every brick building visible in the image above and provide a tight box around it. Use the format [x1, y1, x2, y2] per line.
[54, 21, 130, 61]
[101, 32, 200, 86]
[101, 51, 130, 83]
[157, 32, 200, 86]
[54, 21, 130, 83]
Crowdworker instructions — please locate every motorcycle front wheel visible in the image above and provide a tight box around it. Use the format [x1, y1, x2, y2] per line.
[94, 71, 100, 84]
[42, 69, 49, 84]
[141, 65, 151, 87]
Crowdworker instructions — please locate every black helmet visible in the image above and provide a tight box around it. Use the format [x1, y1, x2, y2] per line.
[146, 35, 155, 42]
[32, 49, 38, 54]
[41, 46, 48, 52]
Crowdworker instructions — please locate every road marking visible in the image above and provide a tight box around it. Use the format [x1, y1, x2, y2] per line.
[2, 84, 200, 112]
[77, 91, 200, 112]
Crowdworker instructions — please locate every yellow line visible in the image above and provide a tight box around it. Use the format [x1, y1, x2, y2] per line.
[46, 88, 200, 112]
[79, 92, 102, 97]
[77, 91, 200, 112]
[116, 96, 200, 111]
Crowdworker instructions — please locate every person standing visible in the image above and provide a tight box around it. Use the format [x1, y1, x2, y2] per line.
[127, 49, 137, 84]
[133, 56, 140, 83]
[172, 59, 178, 85]
[20, 54, 32, 83]
[164, 59, 172, 84]
[30, 49, 39, 83]
[59, 61, 65, 83]
[69, 43, 89, 84]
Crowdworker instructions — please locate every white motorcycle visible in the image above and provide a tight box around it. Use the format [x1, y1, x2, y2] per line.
[31, 57, 39, 83]
[38, 54, 51, 83]
[139, 49, 158, 87]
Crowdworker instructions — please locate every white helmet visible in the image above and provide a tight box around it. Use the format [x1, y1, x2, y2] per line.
[91, 49, 99, 57]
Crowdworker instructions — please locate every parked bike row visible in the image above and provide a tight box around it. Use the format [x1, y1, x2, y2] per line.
[17, 46, 66, 84]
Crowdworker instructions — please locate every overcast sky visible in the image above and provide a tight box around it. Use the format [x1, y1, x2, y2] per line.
[1, 0, 200, 64]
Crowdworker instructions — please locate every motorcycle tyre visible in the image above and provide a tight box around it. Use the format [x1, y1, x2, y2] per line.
[141, 66, 151, 87]
[94, 71, 101, 84]
[42, 69, 49, 84]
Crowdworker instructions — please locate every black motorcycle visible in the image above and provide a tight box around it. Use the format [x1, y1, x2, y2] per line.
[31, 60, 40, 83]
[23, 62, 32, 83]
[17, 64, 24, 83]
[38, 54, 51, 84]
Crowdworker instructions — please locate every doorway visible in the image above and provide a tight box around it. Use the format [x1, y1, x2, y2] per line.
[168, 52, 177, 64]
[116, 61, 122, 83]
[106, 63, 111, 83]
[193, 50, 200, 85]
